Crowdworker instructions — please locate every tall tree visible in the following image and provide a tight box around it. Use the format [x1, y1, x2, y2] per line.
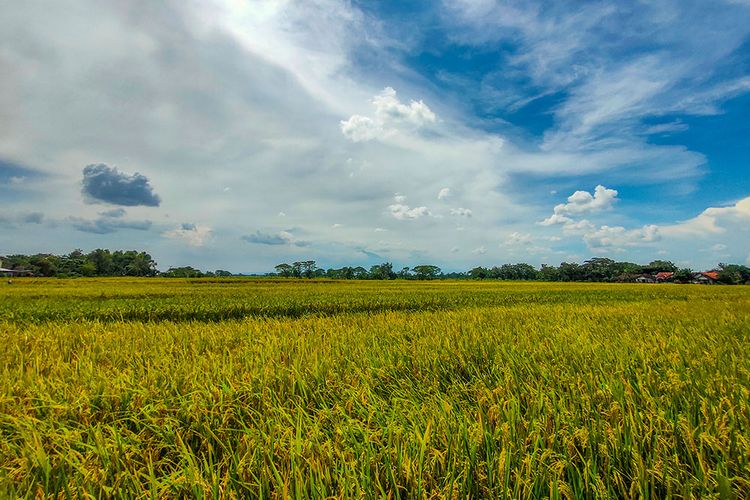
[412, 265, 441, 280]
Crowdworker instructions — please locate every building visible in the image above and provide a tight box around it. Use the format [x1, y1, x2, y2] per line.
[655, 272, 675, 282]
[693, 271, 719, 284]
[0, 260, 33, 277]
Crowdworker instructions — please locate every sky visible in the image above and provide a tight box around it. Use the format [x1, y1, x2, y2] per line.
[1, 0, 749, 273]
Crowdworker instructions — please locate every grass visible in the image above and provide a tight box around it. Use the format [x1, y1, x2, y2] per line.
[1, 278, 749, 498]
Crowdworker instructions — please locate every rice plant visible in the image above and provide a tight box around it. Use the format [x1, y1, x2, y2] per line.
[1, 278, 748, 497]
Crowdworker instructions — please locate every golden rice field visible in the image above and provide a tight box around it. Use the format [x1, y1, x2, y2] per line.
[1, 278, 749, 498]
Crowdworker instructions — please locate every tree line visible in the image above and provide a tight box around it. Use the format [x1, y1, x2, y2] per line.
[273, 258, 750, 284]
[0, 250, 233, 278]
[3, 250, 749, 284]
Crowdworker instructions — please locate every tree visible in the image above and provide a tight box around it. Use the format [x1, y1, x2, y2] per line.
[162, 266, 203, 278]
[469, 266, 489, 279]
[301, 261, 317, 278]
[412, 265, 441, 280]
[88, 249, 114, 275]
[583, 257, 617, 281]
[717, 263, 750, 284]
[557, 262, 585, 282]
[674, 268, 693, 284]
[275, 263, 293, 277]
[369, 262, 396, 280]
[642, 260, 677, 274]
[352, 266, 368, 279]
[538, 264, 560, 282]
[397, 267, 411, 279]
[125, 252, 158, 276]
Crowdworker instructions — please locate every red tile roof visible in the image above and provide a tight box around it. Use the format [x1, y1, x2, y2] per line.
[655, 272, 674, 279]
[702, 271, 719, 280]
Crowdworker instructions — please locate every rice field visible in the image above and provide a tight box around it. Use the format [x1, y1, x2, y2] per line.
[1, 278, 749, 498]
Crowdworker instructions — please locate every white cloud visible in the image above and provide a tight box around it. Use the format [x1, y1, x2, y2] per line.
[163, 223, 212, 247]
[437, 187, 451, 200]
[341, 87, 437, 142]
[373, 87, 436, 125]
[389, 204, 431, 220]
[472, 245, 487, 255]
[583, 224, 660, 250]
[661, 196, 750, 236]
[539, 213, 573, 226]
[554, 185, 619, 217]
[340, 115, 380, 142]
[388, 194, 432, 220]
[563, 219, 596, 233]
[450, 207, 472, 217]
[503, 231, 532, 245]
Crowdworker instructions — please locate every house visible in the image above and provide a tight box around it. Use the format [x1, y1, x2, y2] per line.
[655, 272, 674, 282]
[635, 274, 656, 283]
[693, 271, 719, 284]
[0, 260, 33, 277]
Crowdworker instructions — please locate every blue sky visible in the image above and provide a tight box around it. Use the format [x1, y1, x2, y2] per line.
[1, 0, 749, 272]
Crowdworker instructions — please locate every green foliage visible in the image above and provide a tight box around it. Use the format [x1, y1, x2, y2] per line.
[0, 279, 748, 497]
[1, 249, 157, 277]
[369, 262, 396, 280]
[412, 264, 441, 280]
[642, 260, 678, 274]
[674, 268, 694, 283]
[717, 263, 750, 285]
[161, 266, 204, 278]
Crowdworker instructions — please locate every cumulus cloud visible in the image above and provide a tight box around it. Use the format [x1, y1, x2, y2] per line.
[341, 87, 436, 142]
[552, 185, 618, 218]
[583, 224, 660, 250]
[340, 115, 380, 142]
[661, 196, 750, 236]
[242, 230, 309, 247]
[472, 245, 487, 255]
[81, 164, 161, 207]
[540, 185, 619, 235]
[388, 194, 432, 220]
[504, 232, 532, 245]
[437, 187, 451, 201]
[373, 87, 436, 125]
[450, 207, 472, 217]
[163, 223, 212, 246]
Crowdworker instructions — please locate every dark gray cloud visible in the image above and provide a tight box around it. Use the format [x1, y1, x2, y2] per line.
[71, 216, 152, 234]
[81, 164, 160, 206]
[242, 230, 309, 247]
